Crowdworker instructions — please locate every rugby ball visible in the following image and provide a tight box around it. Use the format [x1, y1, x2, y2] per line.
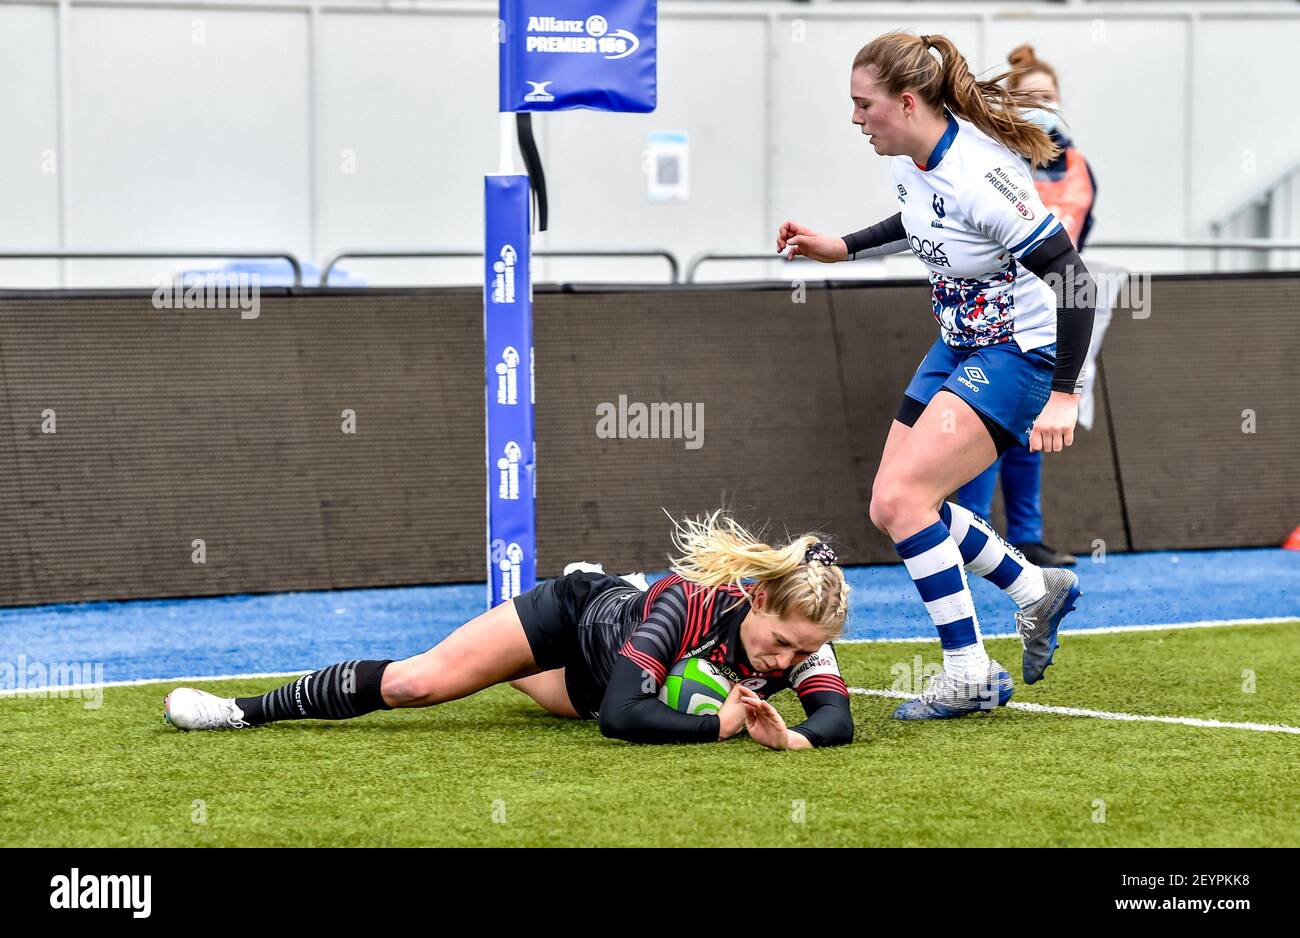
[658, 657, 732, 715]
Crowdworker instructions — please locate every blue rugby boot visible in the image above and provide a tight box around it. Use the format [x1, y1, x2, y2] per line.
[1015, 568, 1081, 684]
[891, 659, 1014, 720]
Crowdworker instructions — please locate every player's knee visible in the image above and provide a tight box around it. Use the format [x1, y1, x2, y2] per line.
[868, 473, 891, 532]
[869, 479, 910, 534]
[382, 659, 445, 707]
[867, 494, 888, 534]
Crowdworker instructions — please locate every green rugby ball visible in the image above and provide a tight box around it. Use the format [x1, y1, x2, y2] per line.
[658, 657, 732, 715]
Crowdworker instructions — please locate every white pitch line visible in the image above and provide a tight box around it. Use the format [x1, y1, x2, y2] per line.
[12, 675, 1293, 736]
[2, 618, 1297, 712]
[0, 615, 1296, 691]
[5, 669, 1297, 735]
[837, 615, 1297, 645]
[0, 669, 308, 698]
[848, 687, 1300, 735]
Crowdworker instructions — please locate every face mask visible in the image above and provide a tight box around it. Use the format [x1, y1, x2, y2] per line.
[1022, 104, 1062, 136]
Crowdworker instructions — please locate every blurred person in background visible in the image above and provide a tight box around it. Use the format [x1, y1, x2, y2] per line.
[956, 43, 1106, 568]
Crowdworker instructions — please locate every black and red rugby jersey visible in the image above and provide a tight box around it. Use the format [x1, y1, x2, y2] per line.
[577, 573, 851, 746]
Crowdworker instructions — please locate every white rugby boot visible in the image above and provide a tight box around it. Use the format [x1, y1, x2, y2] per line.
[164, 687, 251, 731]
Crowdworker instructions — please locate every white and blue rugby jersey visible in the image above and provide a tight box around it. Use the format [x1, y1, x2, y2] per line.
[891, 109, 1064, 352]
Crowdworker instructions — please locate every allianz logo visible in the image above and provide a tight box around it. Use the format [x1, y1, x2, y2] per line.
[491, 539, 525, 602]
[492, 244, 517, 304]
[497, 440, 523, 500]
[523, 15, 640, 60]
[496, 346, 521, 405]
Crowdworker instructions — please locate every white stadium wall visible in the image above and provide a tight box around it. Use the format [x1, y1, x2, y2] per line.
[2, 0, 1300, 287]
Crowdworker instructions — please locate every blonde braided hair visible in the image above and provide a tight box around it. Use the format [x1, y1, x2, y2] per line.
[666, 510, 850, 639]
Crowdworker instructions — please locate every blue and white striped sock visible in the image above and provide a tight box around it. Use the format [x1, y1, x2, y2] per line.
[940, 501, 1047, 610]
[895, 520, 989, 681]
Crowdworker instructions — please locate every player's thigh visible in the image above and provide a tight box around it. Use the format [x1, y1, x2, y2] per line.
[383, 600, 540, 707]
[875, 390, 999, 518]
[876, 418, 912, 478]
[869, 417, 916, 532]
[510, 669, 581, 719]
[877, 339, 956, 483]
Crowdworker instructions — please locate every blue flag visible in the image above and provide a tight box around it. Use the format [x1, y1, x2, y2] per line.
[500, 0, 657, 113]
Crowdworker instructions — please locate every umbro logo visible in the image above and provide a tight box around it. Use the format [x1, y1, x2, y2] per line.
[956, 365, 990, 394]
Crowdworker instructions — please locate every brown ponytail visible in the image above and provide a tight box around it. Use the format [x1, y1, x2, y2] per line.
[1006, 43, 1059, 94]
[853, 31, 1060, 168]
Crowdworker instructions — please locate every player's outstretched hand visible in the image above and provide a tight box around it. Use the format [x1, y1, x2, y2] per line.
[738, 687, 790, 750]
[716, 684, 750, 740]
[1030, 390, 1080, 453]
[776, 220, 849, 264]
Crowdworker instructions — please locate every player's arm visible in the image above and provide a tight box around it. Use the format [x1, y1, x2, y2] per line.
[1021, 226, 1096, 395]
[777, 215, 907, 263]
[840, 212, 910, 260]
[785, 643, 853, 748]
[598, 584, 734, 744]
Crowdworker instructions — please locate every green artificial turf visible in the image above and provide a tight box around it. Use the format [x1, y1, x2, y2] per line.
[3, 623, 1297, 847]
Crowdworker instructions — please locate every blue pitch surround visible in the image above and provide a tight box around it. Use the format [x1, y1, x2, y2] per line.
[1, 549, 1296, 686]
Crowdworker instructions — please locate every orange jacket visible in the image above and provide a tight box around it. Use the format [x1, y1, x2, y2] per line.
[1033, 143, 1096, 250]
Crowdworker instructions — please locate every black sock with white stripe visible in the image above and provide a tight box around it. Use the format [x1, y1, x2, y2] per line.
[235, 659, 394, 725]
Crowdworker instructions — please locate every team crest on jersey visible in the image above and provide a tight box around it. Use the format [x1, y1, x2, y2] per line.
[931, 193, 946, 227]
[740, 677, 768, 692]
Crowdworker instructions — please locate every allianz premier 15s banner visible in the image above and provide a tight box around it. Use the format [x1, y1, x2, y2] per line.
[485, 175, 536, 608]
[499, 0, 657, 113]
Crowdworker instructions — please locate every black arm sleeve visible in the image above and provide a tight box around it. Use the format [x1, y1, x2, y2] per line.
[598, 656, 722, 744]
[787, 689, 854, 748]
[1021, 226, 1098, 393]
[840, 213, 909, 260]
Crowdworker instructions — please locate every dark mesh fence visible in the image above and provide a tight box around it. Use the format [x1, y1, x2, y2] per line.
[0, 274, 1294, 606]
